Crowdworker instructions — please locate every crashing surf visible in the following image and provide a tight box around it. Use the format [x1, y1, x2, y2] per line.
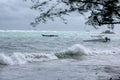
[0, 44, 119, 65]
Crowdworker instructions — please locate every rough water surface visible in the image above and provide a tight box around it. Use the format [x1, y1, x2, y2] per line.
[0, 31, 120, 80]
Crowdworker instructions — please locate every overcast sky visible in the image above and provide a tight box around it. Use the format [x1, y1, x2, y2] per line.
[0, 0, 119, 31]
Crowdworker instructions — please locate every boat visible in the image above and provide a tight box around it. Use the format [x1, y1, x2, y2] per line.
[83, 35, 110, 42]
[101, 30, 115, 34]
[42, 34, 58, 37]
[83, 39, 107, 42]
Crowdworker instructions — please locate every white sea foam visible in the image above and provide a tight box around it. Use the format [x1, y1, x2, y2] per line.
[0, 44, 90, 65]
[55, 44, 90, 58]
[0, 53, 58, 65]
[10, 53, 27, 65]
[68, 44, 91, 55]
[0, 44, 120, 65]
[0, 30, 46, 32]
[56, 44, 120, 58]
[25, 53, 58, 62]
[0, 54, 14, 65]
[0, 53, 27, 65]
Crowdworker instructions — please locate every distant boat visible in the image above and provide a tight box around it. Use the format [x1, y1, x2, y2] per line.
[41, 34, 58, 37]
[83, 35, 110, 42]
[101, 30, 115, 34]
[83, 39, 107, 42]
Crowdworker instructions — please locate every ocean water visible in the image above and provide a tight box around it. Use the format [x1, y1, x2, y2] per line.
[0, 30, 120, 80]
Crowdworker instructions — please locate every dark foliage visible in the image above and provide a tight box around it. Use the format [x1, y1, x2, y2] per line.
[27, 0, 120, 29]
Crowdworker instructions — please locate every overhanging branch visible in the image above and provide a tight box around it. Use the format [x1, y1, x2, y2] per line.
[99, 22, 120, 25]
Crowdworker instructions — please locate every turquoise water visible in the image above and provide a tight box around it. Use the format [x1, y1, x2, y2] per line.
[0, 31, 120, 80]
[0, 31, 119, 65]
[0, 31, 119, 53]
[0, 31, 84, 53]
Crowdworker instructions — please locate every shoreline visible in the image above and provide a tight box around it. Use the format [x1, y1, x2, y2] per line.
[0, 55, 120, 80]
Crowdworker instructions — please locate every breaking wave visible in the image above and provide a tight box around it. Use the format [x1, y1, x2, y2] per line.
[0, 44, 119, 65]
[55, 44, 90, 58]
[0, 53, 26, 65]
[0, 53, 58, 65]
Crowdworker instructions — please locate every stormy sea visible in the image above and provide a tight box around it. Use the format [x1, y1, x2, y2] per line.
[0, 30, 120, 80]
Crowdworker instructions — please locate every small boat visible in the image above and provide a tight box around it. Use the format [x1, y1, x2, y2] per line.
[42, 34, 58, 37]
[83, 35, 110, 42]
[83, 39, 106, 42]
[101, 30, 115, 34]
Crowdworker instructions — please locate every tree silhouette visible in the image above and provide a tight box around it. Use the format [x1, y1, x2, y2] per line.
[28, 0, 120, 29]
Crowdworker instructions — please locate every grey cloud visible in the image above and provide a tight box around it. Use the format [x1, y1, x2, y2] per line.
[0, 0, 89, 31]
[0, 0, 37, 29]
